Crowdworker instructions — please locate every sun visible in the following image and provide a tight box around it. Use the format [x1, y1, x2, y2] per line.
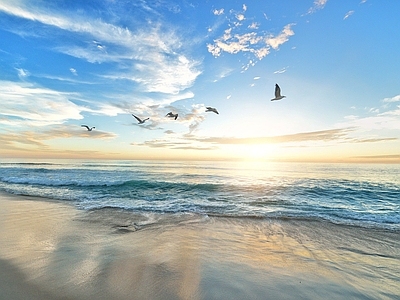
[230, 144, 278, 161]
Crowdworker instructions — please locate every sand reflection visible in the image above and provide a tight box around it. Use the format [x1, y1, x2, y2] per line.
[0, 192, 399, 299]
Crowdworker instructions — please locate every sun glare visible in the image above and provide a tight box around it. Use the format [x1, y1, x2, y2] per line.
[237, 144, 278, 161]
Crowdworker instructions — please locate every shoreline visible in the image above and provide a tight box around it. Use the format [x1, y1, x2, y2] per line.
[0, 191, 399, 299]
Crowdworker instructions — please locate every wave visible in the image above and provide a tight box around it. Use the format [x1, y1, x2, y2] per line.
[78, 205, 400, 231]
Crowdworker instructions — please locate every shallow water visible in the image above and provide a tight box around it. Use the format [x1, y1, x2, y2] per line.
[0, 193, 399, 299]
[1, 160, 399, 230]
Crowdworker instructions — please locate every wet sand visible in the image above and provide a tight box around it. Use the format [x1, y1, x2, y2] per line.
[0, 191, 399, 299]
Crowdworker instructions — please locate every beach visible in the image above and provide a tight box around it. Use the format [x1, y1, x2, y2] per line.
[0, 191, 399, 300]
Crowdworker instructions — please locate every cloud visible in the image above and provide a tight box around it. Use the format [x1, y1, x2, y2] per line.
[266, 24, 295, 50]
[69, 68, 77, 76]
[0, 81, 83, 126]
[208, 20, 295, 61]
[0, 81, 128, 127]
[0, 2, 202, 95]
[306, 0, 328, 15]
[43, 125, 117, 139]
[133, 139, 216, 151]
[343, 11, 354, 20]
[236, 14, 245, 21]
[383, 95, 400, 103]
[0, 125, 117, 154]
[134, 126, 396, 155]
[353, 154, 400, 160]
[248, 22, 259, 29]
[273, 67, 288, 74]
[337, 101, 400, 131]
[207, 5, 295, 63]
[351, 137, 397, 143]
[15, 68, 29, 79]
[193, 128, 354, 145]
[213, 8, 224, 16]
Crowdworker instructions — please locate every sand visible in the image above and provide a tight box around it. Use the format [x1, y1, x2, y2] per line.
[0, 191, 399, 300]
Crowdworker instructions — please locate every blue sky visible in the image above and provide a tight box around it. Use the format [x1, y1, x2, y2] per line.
[1, 0, 399, 162]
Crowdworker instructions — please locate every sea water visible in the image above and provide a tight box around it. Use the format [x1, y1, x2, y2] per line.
[0, 160, 399, 231]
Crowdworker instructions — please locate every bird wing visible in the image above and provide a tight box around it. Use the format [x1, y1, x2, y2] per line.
[275, 84, 281, 98]
[132, 114, 142, 122]
[81, 125, 89, 130]
[174, 114, 178, 120]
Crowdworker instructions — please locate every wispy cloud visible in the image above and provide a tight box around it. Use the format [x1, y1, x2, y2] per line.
[353, 154, 400, 160]
[266, 24, 295, 50]
[213, 8, 224, 16]
[306, 0, 328, 15]
[193, 128, 354, 145]
[0, 125, 117, 154]
[15, 68, 29, 79]
[208, 20, 295, 61]
[134, 126, 395, 152]
[273, 66, 288, 74]
[0, 81, 127, 127]
[383, 95, 400, 103]
[343, 10, 354, 20]
[133, 139, 216, 151]
[69, 68, 77, 76]
[0, 81, 83, 126]
[0, 1, 202, 95]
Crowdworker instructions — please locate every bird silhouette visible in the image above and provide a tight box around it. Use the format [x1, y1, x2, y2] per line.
[271, 84, 286, 101]
[132, 114, 149, 124]
[166, 112, 178, 120]
[205, 107, 219, 114]
[81, 125, 95, 131]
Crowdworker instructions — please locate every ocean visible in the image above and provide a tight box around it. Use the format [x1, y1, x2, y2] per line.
[1, 160, 399, 231]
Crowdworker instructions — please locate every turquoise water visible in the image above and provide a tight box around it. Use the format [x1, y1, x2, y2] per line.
[1, 160, 399, 230]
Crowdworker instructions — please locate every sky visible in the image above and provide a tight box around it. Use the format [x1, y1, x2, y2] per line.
[0, 0, 400, 163]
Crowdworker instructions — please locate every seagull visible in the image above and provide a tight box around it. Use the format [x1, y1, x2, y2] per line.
[81, 125, 95, 131]
[166, 112, 178, 120]
[205, 107, 219, 114]
[271, 84, 286, 101]
[132, 114, 149, 124]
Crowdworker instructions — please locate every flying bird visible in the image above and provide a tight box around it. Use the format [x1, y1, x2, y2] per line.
[166, 112, 178, 120]
[205, 107, 219, 114]
[271, 84, 286, 101]
[132, 114, 149, 124]
[81, 125, 95, 131]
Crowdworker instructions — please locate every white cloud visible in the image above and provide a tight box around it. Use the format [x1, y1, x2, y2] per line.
[343, 11, 354, 20]
[266, 24, 295, 49]
[306, 0, 328, 15]
[383, 95, 400, 103]
[273, 67, 288, 74]
[69, 68, 77, 76]
[0, 2, 202, 95]
[0, 81, 83, 126]
[15, 68, 29, 79]
[213, 8, 224, 15]
[248, 22, 259, 29]
[236, 14, 245, 21]
[208, 17, 295, 62]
